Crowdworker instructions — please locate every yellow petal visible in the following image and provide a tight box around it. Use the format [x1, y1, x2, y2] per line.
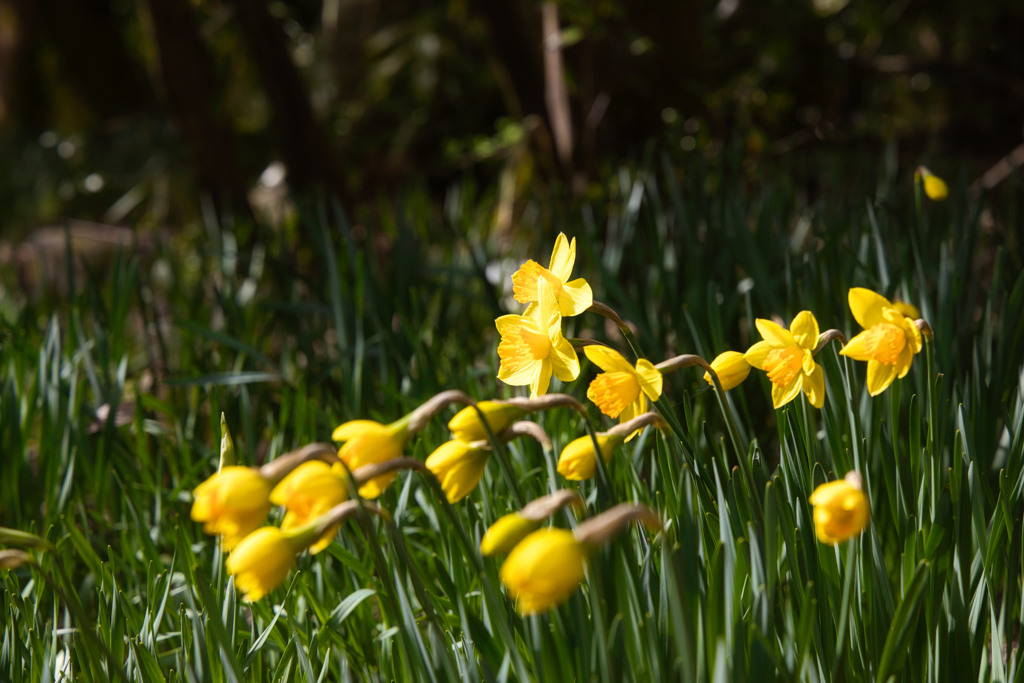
[848, 288, 891, 329]
[866, 360, 898, 396]
[584, 345, 635, 374]
[549, 333, 580, 383]
[548, 233, 576, 282]
[802, 363, 825, 409]
[755, 318, 796, 348]
[892, 301, 920, 319]
[496, 313, 526, 335]
[621, 394, 646, 442]
[557, 278, 593, 317]
[332, 420, 388, 442]
[531, 361, 553, 397]
[790, 311, 820, 350]
[895, 343, 914, 380]
[743, 341, 774, 370]
[838, 329, 872, 361]
[771, 377, 802, 409]
[634, 359, 663, 401]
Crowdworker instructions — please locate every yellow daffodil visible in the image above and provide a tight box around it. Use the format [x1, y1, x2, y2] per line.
[557, 433, 624, 481]
[191, 466, 273, 550]
[480, 514, 540, 556]
[702, 351, 751, 391]
[496, 277, 579, 397]
[916, 166, 948, 201]
[744, 312, 825, 409]
[447, 401, 525, 442]
[270, 461, 349, 553]
[499, 528, 589, 615]
[809, 471, 870, 545]
[425, 440, 490, 502]
[226, 526, 308, 601]
[332, 417, 410, 498]
[584, 346, 662, 440]
[511, 232, 593, 317]
[892, 300, 920, 320]
[840, 288, 923, 396]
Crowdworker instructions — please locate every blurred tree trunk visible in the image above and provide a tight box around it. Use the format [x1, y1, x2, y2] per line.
[229, 0, 347, 203]
[144, 0, 249, 214]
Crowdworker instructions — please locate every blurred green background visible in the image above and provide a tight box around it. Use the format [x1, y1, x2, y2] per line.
[1, 0, 1022, 235]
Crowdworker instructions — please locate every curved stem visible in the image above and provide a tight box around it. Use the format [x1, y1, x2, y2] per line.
[813, 329, 848, 355]
[569, 338, 613, 352]
[407, 389, 475, 434]
[518, 489, 585, 521]
[352, 457, 429, 486]
[574, 503, 662, 546]
[655, 353, 711, 374]
[500, 421, 553, 451]
[259, 442, 339, 481]
[604, 411, 666, 438]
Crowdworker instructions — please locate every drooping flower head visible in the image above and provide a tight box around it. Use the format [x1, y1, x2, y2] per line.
[584, 346, 662, 440]
[225, 526, 306, 601]
[511, 232, 593, 317]
[332, 417, 410, 498]
[425, 440, 490, 502]
[480, 513, 540, 556]
[744, 311, 825, 409]
[447, 401, 526, 442]
[915, 166, 948, 201]
[839, 288, 923, 396]
[809, 471, 870, 545]
[499, 528, 589, 615]
[557, 433, 624, 481]
[191, 466, 274, 550]
[703, 351, 751, 391]
[496, 277, 580, 397]
[270, 460, 350, 553]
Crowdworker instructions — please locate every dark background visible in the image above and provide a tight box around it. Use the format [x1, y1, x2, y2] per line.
[0, 0, 1022, 234]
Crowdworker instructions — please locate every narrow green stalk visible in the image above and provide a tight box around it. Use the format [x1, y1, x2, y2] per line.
[469, 402, 527, 507]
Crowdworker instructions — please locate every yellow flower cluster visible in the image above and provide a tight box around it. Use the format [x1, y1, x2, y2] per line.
[189, 231, 935, 614]
[497, 234, 587, 397]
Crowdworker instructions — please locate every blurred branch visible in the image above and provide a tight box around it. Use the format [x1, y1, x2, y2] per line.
[542, 3, 573, 175]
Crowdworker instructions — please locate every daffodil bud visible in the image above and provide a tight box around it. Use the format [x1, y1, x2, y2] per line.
[191, 467, 273, 550]
[499, 528, 589, 615]
[480, 514, 540, 556]
[809, 471, 870, 545]
[702, 351, 751, 391]
[270, 461, 349, 553]
[225, 527, 307, 601]
[916, 166, 948, 201]
[447, 401, 526, 442]
[425, 440, 490, 503]
[556, 434, 624, 481]
[332, 418, 411, 498]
